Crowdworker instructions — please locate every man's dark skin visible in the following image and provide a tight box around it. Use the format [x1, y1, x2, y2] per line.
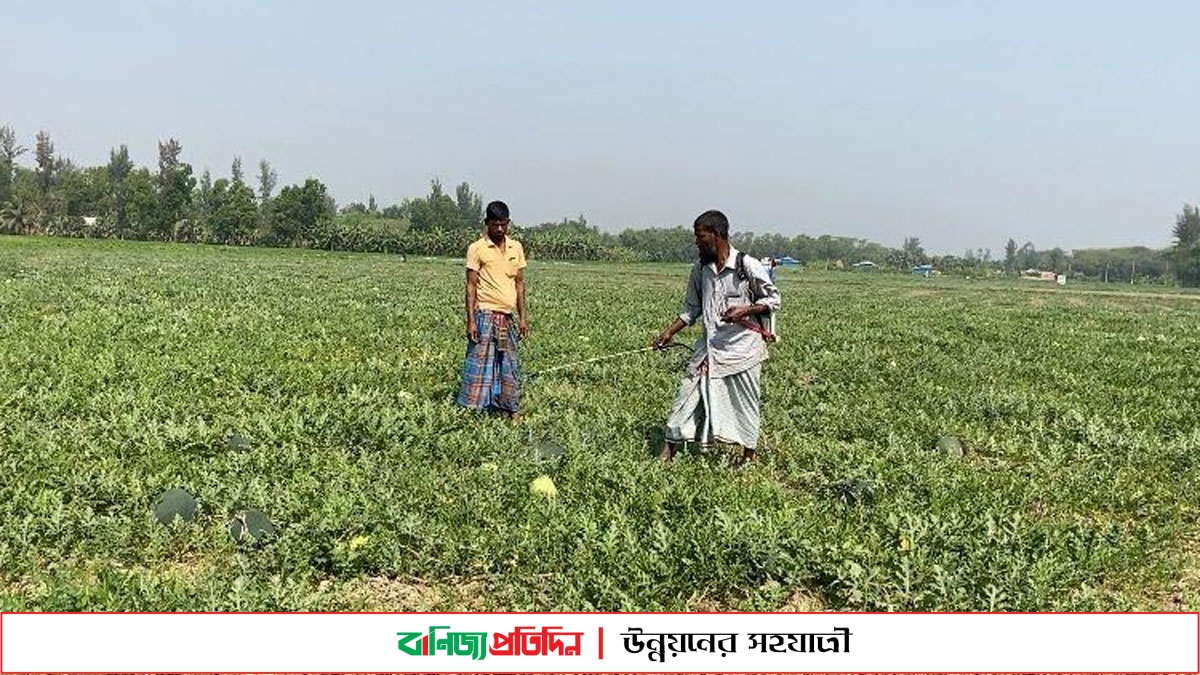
[653, 221, 771, 463]
[465, 215, 528, 420]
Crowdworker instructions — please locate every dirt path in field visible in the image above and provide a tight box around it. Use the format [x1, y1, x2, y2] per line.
[781, 272, 1200, 303]
[1007, 285, 1200, 303]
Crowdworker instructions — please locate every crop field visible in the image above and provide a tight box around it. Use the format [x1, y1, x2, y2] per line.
[1, 235, 1199, 612]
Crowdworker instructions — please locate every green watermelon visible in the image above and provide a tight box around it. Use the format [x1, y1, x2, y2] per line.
[154, 488, 198, 525]
[534, 438, 565, 461]
[936, 435, 964, 458]
[830, 478, 877, 507]
[224, 433, 252, 450]
[228, 509, 277, 542]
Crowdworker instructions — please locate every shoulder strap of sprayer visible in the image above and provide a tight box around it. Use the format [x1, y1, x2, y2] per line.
[735, 251, 761, 300]
[734, 252, 776, 342]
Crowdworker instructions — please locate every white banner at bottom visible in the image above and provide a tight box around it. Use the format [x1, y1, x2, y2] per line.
[1, 612, 1196, 674]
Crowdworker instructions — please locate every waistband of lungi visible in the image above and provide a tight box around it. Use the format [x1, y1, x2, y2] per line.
[475, 309, 516, 351]
[475, 309, 515, 330]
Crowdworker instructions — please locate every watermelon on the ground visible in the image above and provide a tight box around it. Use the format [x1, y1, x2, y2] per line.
[224, 433, 252, 450]
[154, 488, 198, 525]
[936, 435, 964, 458]
[535, 438, 565, 460]
[530, 475, 558, 500]
[228, 509, 276, 542]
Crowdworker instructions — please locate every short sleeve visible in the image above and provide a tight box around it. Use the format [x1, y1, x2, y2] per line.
[514, 242, 528, 269]
[466, 243, 481, 271]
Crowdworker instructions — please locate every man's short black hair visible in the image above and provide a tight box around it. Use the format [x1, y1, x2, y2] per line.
[694, 209, 729, 240]
[486, 201, 510, 221]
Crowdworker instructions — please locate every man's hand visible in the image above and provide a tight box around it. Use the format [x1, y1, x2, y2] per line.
[654, 318, 688, 350]
[518, 318, 529, 339]
[468, 321, 479, 343]
[722, 306, 752, 323]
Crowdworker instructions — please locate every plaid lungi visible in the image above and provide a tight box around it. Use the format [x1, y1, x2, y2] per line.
[456, 309, 521, 412]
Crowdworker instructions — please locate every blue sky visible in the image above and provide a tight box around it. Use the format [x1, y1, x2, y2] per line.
[3, 0, 1198, 253]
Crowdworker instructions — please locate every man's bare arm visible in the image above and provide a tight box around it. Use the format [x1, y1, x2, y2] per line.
[516, 269, 529, 338]
[465, 269, 479, 342]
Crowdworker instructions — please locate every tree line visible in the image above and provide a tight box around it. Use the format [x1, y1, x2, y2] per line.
[0, 124, 1195, 285]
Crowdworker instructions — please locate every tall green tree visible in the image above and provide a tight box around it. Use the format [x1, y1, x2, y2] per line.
[33, 131, 55, 206]
[256, 159, 277, 206]
[0, 124, 27, 206]
[256, 159, 278, 237]
[208, 178, 258, 245]
[193, 169, 214, 234]
[406, 179, 461, 231]
[155, 139, 195, 240]
[1173, 204, 1200, 286]
[1004, 238, 1018, 274]
[1173, 204, 1200, 249]
[901, 236, 926, 267]
[107, 145, 134, 236]
[1048, 247, 1066, 274]
[123, 168, 159, 238]
[204, 177, 227, 241]
[59, 164, 108, 218]
[223, 180, 259, 244]
[455, 181, 482, 229]
[271, 178, 334, 246]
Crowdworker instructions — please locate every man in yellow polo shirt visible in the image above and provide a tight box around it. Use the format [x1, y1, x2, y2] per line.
[456, 200, 529, 418]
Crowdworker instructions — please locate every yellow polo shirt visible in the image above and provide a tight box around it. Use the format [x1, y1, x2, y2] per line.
[466, 236, 527, 313]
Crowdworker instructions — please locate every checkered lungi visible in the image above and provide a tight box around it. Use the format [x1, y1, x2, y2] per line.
[456, 309, 521, 413]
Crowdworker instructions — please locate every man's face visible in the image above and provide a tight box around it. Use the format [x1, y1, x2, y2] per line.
[486, 217, 510, 241]
[694, 223, 719, 263]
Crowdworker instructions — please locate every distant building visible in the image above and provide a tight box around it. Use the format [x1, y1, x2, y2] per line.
[1020, 269, 1058, 282]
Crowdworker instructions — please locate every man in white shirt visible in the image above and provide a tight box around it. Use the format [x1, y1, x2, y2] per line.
[652, 210, 782, 465]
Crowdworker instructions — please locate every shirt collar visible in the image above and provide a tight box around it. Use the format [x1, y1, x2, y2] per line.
[483, 236, 507, 249]
[723, 246, 741, 271]
[708, 245, 740, 273]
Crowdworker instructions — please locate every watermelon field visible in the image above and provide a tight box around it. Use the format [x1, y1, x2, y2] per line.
[1, 235, 1199, 613]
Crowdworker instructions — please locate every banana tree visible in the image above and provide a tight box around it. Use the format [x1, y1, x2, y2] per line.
[0, 198, 38, 235]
